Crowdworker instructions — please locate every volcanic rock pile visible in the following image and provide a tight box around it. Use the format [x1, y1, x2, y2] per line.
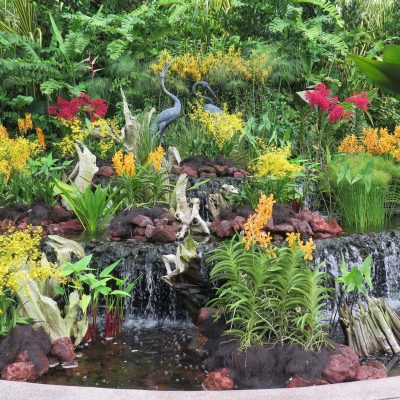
[211, 204, 343, 240]
[108, 207, 179, 243]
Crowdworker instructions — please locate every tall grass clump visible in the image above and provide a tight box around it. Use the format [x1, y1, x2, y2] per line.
[328, 153, 400, 230]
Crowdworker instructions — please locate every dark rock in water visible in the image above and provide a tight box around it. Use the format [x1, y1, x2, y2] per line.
[354, 365, 387, 381]
[48, 219, 83, 235]
[322, 344, 359, 383]
[1, 361, 37, 382]
[198, 308, 218, 329]
[203, 368, 234, 390]
[0, 325, 51, 379]
[51, 337, 76, 363]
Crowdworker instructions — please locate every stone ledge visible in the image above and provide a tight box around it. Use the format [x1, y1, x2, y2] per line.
[1, 377, 400, 400]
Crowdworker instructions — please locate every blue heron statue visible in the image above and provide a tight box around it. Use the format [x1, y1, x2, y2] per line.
[152, 63, 182, 140]
[192, 81, 223, 114]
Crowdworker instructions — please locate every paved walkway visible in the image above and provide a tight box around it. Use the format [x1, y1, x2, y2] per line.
[1, 378, 400, 400]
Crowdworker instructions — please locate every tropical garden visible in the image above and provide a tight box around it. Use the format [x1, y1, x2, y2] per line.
[0, 0, 400, 392]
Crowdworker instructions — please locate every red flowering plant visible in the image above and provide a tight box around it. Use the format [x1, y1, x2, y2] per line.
[302, 83, 371, 164]
[47, 94, 109, 157]
[48, 93, 108, 122]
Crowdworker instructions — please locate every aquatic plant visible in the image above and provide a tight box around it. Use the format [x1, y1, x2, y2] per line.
[56, 183, 120, 234]
[328, 153, 400, 229]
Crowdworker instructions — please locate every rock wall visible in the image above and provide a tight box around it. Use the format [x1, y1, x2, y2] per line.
[47, 228, 400, 322]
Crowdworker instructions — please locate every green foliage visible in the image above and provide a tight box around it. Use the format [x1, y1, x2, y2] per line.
[207, 237, 330, 350]
[349, 45, 400, 94]
[337, 254, 373, 295]
[0, 153, 72, 206]
[112, 165, 171, 210]
[0, 295, 31, 337]
[327, 153, 400, 229]
[56, 183, 120, 233]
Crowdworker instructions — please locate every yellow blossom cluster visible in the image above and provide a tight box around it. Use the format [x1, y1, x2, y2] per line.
[338, 126, 400, 161]
[18, 114, 33, 135]
[243, 193, 276, 252]
[251, 146, 302, 178]
[148, 146, 165, 171]
[189, 102, 244, 149]
[0, 227, 59, 296]
[56, 119, 87, 157]
[92, 118, 120, 158]
[150, 47, 272, 83]
[0, 126, 39, 182]
[112, 150, 135, 176]
[285, 232, 316, 261]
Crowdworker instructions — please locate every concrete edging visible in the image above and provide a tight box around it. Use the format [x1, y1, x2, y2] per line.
[1, 378, 400, 400]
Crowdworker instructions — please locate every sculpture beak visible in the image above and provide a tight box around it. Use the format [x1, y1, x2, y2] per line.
[207, 86, 217, 99]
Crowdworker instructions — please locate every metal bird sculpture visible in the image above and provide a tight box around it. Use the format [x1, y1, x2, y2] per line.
[152, 63, 182, 140]
[192, 81, 223, 114]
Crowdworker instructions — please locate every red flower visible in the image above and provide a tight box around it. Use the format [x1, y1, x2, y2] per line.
[47, 94, 108, 121]
[328, 105, 345, 123]
[345, 92, 370, 111]
[305, 83, 335, 111]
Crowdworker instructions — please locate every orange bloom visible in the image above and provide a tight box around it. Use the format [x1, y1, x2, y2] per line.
[36, 128, 46, 149]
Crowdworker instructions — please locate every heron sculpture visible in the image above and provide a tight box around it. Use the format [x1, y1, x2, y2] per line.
[192, 81, 223, 114]
[152, 63, 182, 139]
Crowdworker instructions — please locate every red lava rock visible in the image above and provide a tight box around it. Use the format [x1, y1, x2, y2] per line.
[227, 167, 237, 176]
[233, 171, 245, 178]
[298, 208, 314, 222]
[145, 224, 156, 239]
[48, 219, 83, 236]
[0, 219, 13, 232]
[298, 220, 314, 236]
[154, 218, 169, 227]
[322, 344, 360, 384]
[131, 215, 153, 227]
[1, 362, 37, 382]
[203, 368, 234, 391]
[160, 212, 175, 224]
[265, 218, 274, 231]
[273, 233, 284, 241]
[133, 227, 146, 236]
[314, 232, 336, 239]
[15, 350, 49, 377]
[232, 216, 246, 231]
[96, 165, 114, 177]
[214, 165, 229, 177]
[17, 220, 28, 230]
[198, 166, 216, 175]
[287, 376, 329, 388]
[200, 172, 217, 178]
[309, 214, 342, 235]
[49, 206, 72, 223]
[354, 365, 387, 381]
[171, 165, 183, 175]
[182, 166, 198, 178]
[51, 337, 76, 363]
[273, 223, 294, 233]
[211, 220, 234, 238]
[366, 360, 386, 371]
[132, 235, 146, 241]
[150, 224, 177, 243]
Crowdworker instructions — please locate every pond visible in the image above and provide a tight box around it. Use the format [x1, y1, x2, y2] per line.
[39, 321, 205, 390]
